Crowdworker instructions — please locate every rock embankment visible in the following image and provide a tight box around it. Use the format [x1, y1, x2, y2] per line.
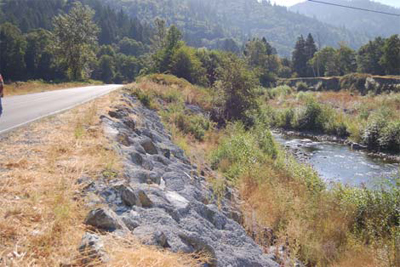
[80, 93, 278, 267]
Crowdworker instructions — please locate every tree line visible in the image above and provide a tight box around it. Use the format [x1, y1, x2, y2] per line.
[0, 0, 152, 83]
[0, 0, 399, 85]
[292, 33, 400, 77]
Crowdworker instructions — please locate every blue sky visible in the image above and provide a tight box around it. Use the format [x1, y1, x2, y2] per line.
[271, 0, 400, 8]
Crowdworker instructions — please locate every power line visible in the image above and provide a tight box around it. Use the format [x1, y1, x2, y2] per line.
[307, 0, 400, 17]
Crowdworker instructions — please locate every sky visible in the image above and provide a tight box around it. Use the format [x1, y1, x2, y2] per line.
[271, 0, 400, 8]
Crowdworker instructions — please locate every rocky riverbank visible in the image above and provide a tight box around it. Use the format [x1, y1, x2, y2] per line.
[78, 92, 279, 266]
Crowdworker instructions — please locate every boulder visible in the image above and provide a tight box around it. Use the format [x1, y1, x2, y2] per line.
[85, 208, 125, 231]
[79, 232, 109, 263]
[138, 137, 158, 155]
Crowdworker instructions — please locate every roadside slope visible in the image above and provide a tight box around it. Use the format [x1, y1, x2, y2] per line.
[0, 90, 199, 266]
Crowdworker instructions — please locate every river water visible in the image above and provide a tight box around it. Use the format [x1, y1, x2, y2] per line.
[273, 133, 400, 188]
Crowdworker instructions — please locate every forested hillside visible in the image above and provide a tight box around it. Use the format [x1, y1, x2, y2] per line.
[290, 0, 400, 38]
[99, 0, 369, 56]
[0, 0, 153, 82]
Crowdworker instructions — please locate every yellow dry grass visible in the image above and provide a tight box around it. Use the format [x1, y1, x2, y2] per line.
[0, 89, 199, 266]
[4, 80, 103, 97]
[133, 76, 214, 111]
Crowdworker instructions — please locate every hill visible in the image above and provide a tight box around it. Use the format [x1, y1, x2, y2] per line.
[290, 0, 400, 39]
[99, 0, 369, 56]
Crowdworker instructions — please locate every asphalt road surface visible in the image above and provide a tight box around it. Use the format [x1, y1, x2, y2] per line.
[0, 84, 123, 134]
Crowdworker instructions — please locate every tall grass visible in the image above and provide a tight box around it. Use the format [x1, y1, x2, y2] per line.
[211, 120, 399, 266]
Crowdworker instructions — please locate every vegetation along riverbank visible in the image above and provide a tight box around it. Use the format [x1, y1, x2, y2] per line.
[132, 73, 400, 267]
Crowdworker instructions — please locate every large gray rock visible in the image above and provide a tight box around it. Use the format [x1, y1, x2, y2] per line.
[85, 208, 125, 231]
[137, 137, 158, 155]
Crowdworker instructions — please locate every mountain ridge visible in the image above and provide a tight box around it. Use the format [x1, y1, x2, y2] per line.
[99, 0, 370, 56]
[290, 0, 400, 38]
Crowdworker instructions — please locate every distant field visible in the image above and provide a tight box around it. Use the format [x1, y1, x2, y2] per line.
[4, 80, 103, 97]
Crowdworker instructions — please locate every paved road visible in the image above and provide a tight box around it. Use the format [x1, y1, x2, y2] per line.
[0, 84, 123, 134]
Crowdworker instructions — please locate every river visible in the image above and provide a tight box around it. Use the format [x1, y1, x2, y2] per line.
[273, 133, 400, 188]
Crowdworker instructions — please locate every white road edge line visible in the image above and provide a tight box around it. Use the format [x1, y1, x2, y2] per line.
[0, 85, 123, 135]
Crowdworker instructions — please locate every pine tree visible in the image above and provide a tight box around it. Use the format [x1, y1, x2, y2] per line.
[304, 33, 317, 76]
[292, 35, 308, 77]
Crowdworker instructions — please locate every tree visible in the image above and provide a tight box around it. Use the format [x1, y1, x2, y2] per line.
[357, 37, 385, 75]
[292, 35, 308, 77]
[53, 2, 99, 80]
[0, 23, 27, 80]
[115, 53, 140, 83]
[153, 24, 183, 73]
[170, 45, 207, 85]
[25, 29, 56, 80]
[380, 35, 400, 75]
[213, 54, 259, 125]
[337, 44, 357, 75]
[309, 47, 339, 77]
[244, 38, 280, 86]
[196, 48, 224, 86]
[151, 18, 167, 51]
[97, 55, 115, 83]
[118, 37, 145, 57]
[304, 33, 318, 76]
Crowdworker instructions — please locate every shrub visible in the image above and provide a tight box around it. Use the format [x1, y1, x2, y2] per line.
[175, 113, 211, 141]
[296, 81, 309, 91]
[161, 103, 212, 141]
[362, 117, 387, 150]
[275, 108, 295, 129]
[322, 108, 349, 137]
[297, 98, 324, 131]
[267, 85, 294, 100]
[143, 73, 192, 88]
[131, 88, 157, 109]
[379, 121, 400, 152]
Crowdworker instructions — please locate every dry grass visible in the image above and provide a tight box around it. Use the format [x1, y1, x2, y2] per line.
[0, 89, 198, 266]
[134, 75, 214, 111]
[104, 234, 205, 267]
[4, 80, 103, 97]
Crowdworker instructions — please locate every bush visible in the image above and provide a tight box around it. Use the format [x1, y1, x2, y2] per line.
[266, 85, 294, 100]
[275, 108, 295, 129]
[131, 88, 157, 109]
[362, 116, 388, 150]
[297, 98, 324, 131]
[174, 113, 211, 141]
[296, 81, 309, 91]
[379, 121, 400, 152]
[143, 73, 192, 88]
